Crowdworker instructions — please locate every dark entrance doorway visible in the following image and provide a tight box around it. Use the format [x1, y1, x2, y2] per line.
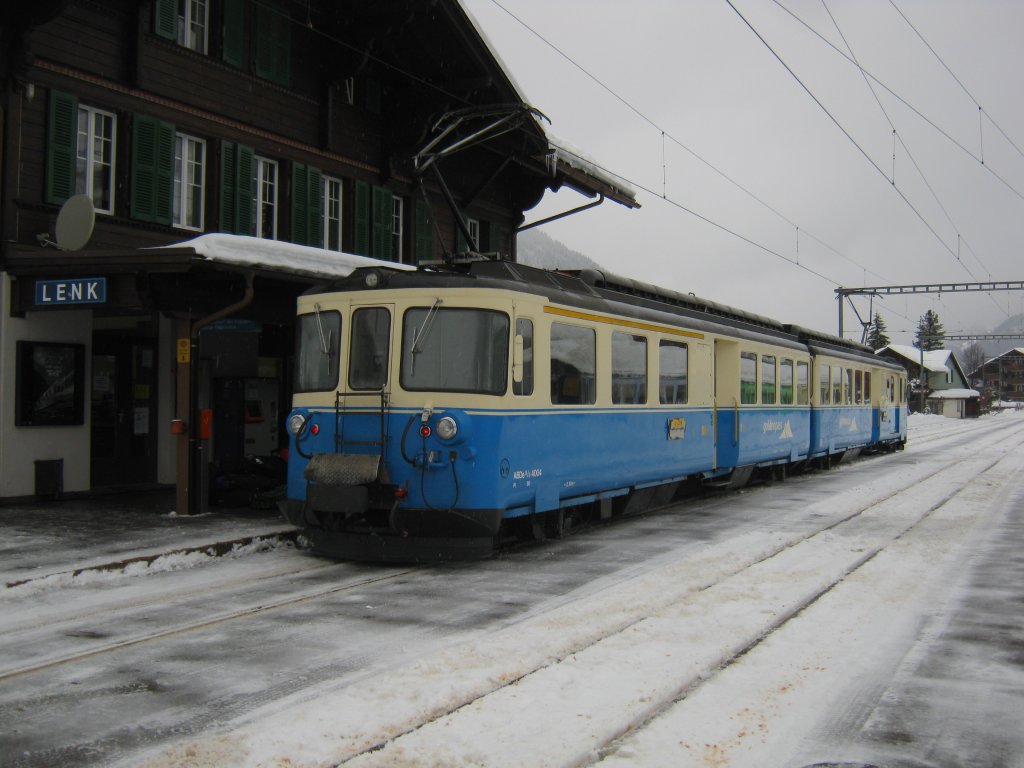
[91, 329, 158, 487]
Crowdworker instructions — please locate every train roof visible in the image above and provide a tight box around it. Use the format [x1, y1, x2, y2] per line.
[307, 259, 893, 366]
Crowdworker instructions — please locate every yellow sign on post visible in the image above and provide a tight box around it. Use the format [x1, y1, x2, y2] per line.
[177, 338, 191, 363]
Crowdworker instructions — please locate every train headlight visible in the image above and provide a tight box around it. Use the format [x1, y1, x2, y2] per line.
[287, 413, 307, 436]
[436, 415, 458, 441]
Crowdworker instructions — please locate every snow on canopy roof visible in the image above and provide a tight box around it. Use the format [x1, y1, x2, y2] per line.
[927, 388, 980, 399]
[546, 131, 638, 203]
[880, 344, 953, 373]
[162, 234, 414, 279]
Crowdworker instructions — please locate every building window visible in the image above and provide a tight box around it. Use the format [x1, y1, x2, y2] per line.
[392, 195, 404, 262]
[173, 133, 205, 230]
[323, 176, 343, 251]
[178, 0, 208, 53]
[253, 156, 278, 239]
[76, 105, 116, 214]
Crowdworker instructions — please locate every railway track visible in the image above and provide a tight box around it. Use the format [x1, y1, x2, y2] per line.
[136, 416, 1024, 768]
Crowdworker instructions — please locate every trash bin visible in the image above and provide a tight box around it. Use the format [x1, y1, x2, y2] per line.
[34, 459, 64, 498]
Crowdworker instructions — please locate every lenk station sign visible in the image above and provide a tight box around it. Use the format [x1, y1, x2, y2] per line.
[35, 277, 107, 306]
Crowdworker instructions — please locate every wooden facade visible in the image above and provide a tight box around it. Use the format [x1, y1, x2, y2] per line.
[0, 0, 636, 505]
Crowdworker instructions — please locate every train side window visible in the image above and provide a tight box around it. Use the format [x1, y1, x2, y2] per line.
[864, 371, 871, 403]
[854, 370, 863, 404]
[513, 318, 534, 396]
[349, 307, 391, 390]
[780, 359, 794, 405]
[551, 323, 596, 405]
[612, 333, 647, 404]
[797, 361, 809, 405]
[819, 364, 830, 404]
[659, 340, 688, 404]
[295, 309, 341, 392]
[831, 365, 843, 404]
[844, 368, 853, 405]
[761, 355, 777, 404]
[740, 352, 757, 404]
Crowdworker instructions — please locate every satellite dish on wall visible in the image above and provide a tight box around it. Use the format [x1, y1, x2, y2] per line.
[55, 194, 95, 251]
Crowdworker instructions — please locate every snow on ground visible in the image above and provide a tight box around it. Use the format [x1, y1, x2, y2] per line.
[127, 411, 1024, 768]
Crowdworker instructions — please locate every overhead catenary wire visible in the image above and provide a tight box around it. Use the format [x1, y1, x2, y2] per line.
[819, 0, 1007, 322]
[725, 0, 993, 287]
[484, 0, 890, 285]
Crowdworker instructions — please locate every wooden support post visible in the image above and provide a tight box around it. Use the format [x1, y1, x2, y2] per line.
[175, 318, 191, 515]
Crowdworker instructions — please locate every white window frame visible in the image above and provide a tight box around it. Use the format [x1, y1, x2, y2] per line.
[323, 175, 343, 251]
[253, 156, 278, 240]
[467, 217, 480, 251]
[177, 0, 209, 54]
[76, 105, 116, 215]
[392, 195, 404, 262]
[173, 133, 205, 231]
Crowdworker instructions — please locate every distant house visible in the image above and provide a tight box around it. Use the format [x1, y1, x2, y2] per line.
[876, 345, 979, 418]
[969, 348, 1024, 407]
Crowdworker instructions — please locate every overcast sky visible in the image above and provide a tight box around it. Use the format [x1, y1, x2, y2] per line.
[461, 0, 1024, 345]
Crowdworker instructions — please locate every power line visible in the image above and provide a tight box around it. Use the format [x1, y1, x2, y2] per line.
[889, 0, 1024, 165]
[820, 0, 1007, 322]
[768, 0, 1024, 207]
[725, 0, 989, 284]
[484, 0, 889, 284]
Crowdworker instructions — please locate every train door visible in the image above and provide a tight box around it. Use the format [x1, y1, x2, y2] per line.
[713, 339, 741, 471]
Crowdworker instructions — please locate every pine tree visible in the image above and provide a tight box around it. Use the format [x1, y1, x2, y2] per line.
[866, 312, 890, 350]
[914, 310, 945, 351]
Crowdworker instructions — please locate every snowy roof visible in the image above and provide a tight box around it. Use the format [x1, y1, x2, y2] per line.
[546, 131, 638, 204]
[879, 344, 953, 373]
[161, 234, 415, 280]
[926, 388, 979, 399]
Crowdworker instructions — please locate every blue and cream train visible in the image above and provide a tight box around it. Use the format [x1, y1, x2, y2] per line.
[280, 260, 908, 560]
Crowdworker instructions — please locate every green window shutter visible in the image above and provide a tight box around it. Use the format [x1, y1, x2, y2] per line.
[290, 163, 321, 247]
[154, 0, 177, 40]
[291, 162, 308, 245]
[306, 166, 323, 248]
[414, 199, 433, 263]
[46, 90, 78, 205]
[235, 144, 255, 234]
[371, 185, 392, 260]
[255, 1, 290, 86]
[456, 224, 467, 254]
[488, 222, 505, 256]
[154, 121, 175, 224]
[219, 140, 237, 232]
[219, 140, 254, 234]
[130, 114, 174, 224]
[222, 0, 245, 67]
[354, 180, 370, 255]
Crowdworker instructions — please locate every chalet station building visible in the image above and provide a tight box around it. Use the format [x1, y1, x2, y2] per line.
[0, 1, 636, 510]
